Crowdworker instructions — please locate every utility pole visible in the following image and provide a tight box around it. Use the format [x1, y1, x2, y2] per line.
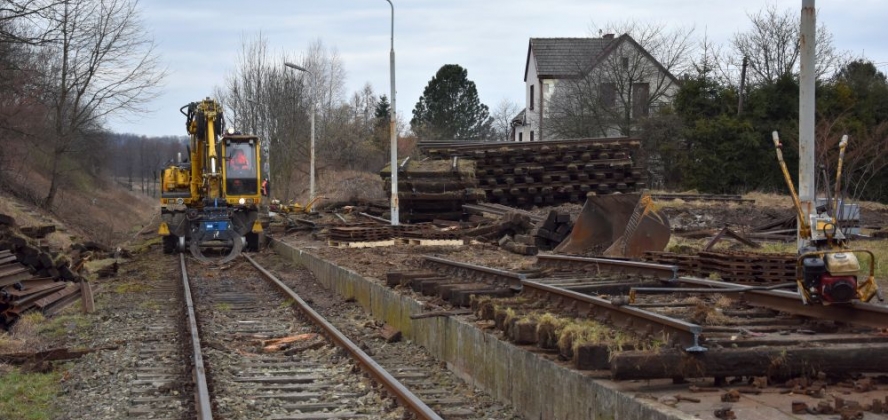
[737, 56, 748, 116]
[385, 0, 399, 226]
[283, 62, 316, 203]
[798, 0, 816, 250]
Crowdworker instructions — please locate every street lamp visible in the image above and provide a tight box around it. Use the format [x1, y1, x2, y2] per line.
[284, 62, 316, 203]
[384, 0, 398, 226]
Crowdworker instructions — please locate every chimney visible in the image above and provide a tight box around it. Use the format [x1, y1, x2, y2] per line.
[603, 33, 615, 39]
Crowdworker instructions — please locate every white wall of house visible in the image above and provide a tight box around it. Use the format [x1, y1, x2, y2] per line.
[523, 54, 539, 142]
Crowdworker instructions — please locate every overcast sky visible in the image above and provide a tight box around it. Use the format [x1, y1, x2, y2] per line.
[111, 0, 888, 137]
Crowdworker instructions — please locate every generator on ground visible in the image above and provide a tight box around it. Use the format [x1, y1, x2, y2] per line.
[157, 98, 264, 263]
[772, 132, 881, 305]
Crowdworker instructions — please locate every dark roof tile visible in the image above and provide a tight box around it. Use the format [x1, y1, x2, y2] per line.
[529, 37, 616, 78]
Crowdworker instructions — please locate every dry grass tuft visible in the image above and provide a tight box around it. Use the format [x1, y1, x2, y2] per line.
[0, 312, 47, 353]
[691, 302, 730, 325]
[714, 296, 734, 308]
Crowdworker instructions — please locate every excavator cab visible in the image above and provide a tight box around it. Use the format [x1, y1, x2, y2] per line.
[223, 135, 260, 197]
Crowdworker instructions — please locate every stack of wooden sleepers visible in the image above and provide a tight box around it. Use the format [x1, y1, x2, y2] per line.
[380, 158, 487, 223]
[420, 137, 647, 207]
[644, 250, 797, 283]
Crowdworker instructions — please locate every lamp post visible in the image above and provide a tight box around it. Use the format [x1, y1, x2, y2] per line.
[284, 62, 315, 203]
[384, 0, 398, 226]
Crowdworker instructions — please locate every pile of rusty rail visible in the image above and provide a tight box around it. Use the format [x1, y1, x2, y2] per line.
[747, 215, 797, 241]
[651, 193, 755, 203]
[420, 137, 647, 207]
[644, 250, 796, 283]
[0, 249, 83, 325]
[325, 220, 494, 247]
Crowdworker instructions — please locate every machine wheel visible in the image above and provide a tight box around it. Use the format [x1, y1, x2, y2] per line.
[245, 232, 260, 252]
[189, 230, 243, 264]
[162, 236, 177, 254]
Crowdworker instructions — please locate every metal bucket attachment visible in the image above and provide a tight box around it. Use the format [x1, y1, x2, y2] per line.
[554, 193, 670, 258]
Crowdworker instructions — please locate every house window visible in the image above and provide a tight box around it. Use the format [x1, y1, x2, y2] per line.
[518, 132, 523, 142]
[621, 57, 629, 70]
[600, 83, 616, 107]
[530, 131, 535, 141]
[530, 85, 535, 110]
[632, 83, 650, 117]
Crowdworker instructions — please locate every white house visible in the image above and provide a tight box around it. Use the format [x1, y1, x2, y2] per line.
[513, 33, 680, 141]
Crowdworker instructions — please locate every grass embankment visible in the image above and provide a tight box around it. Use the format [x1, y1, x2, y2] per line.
[0, 313, 73, 420]
[0, 370, 61, 420]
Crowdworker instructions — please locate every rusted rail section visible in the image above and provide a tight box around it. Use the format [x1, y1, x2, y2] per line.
[179, 254, 213, 420]
[422, 256, 525, 290]
[521, 280, 705, 352]
[675, 276, 888, 329]
[245, 255, 443, 420]
[650, 193, 755, 203]
[421, 255, 703, 351]
[536, 254, 678, 280]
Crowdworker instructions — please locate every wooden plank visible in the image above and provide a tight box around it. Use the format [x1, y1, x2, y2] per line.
[81, 280, 95, 314]
[395, 238, 465, 246]
[326, 239, 395, 249]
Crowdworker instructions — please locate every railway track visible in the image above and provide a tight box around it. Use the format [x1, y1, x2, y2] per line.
[388, 253, 888, 383]
[132, 249, 525, 420]
[180, 254, 439, 419]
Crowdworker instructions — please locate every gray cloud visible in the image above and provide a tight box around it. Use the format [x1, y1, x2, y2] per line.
[112, 0, 888, 136]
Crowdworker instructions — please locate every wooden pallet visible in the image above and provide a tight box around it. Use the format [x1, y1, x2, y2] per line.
[327, 239, 395, 249]
[396, 238, 465, 246]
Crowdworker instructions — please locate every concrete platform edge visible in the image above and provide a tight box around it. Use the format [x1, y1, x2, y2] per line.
[270, 239, 692, 420]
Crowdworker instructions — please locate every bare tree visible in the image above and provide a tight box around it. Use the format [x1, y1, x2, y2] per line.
[490, 98, 519, 141]
[0, 0, 63, 45]
[731, 5, 845, 85]
[815, 118, 888, 204]
[220, 32, 269, 137]
[301, 39, 347, 161]
[39, 0, 164, 207]
[590, 20, 696, 78]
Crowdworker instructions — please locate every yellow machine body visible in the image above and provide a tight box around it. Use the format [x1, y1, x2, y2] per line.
[158, 98, 265, 262]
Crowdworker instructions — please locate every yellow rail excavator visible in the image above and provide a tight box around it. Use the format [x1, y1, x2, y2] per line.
[157, 98, 264, 263]
[772, 132, 881, 305]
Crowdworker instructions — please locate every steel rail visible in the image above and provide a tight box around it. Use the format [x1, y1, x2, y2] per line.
[245, 255, 443, 420]
[422, 256, 525, 290]
[421, 255, 703, 350]
[521, 280, 705, 352]
[179, 254, 213, 420]
[676, 276, 888, 329]
[536, 255, 678, 280]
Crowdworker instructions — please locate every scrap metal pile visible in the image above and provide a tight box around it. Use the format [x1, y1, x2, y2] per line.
[323, 209, 567, 253]
[0, 214, 109, 327]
